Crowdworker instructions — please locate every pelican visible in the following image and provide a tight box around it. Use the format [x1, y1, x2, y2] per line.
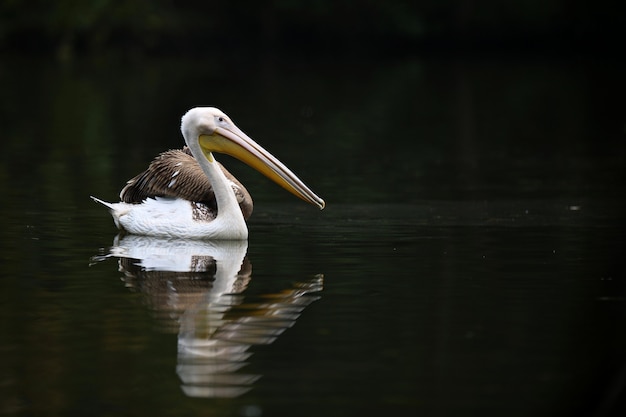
[91, 107, 325, 239]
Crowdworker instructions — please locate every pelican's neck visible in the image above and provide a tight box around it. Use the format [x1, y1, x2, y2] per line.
[185, 138, 244, 224]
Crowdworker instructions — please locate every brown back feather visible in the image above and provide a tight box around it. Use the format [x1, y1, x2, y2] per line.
[120, 147, 253, 220]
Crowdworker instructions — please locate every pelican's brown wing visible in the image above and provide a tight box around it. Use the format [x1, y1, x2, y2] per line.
[120, 147, 253, 220]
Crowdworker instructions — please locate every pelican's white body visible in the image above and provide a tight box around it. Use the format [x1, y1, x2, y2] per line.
[91, 196, 248, 240]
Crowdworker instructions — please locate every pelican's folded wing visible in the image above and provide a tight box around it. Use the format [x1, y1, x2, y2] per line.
[120, 147, 253, 220]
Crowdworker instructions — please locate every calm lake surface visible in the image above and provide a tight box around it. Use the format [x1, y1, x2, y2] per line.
[0, 53, 624, 416]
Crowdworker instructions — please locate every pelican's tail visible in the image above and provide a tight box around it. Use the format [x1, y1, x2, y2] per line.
[91, 196, 130, 231]
[90, 196, 116, 210]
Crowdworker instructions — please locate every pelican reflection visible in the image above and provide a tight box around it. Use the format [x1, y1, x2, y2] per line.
[95, 234, 323, 398]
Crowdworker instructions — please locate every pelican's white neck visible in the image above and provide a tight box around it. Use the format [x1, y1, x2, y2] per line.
[181, 110, 248, 239]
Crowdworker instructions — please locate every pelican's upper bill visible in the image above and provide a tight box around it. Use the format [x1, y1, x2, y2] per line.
[91, 106, 325, 240]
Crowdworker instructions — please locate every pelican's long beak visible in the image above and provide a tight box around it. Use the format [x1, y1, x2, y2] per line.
[198, 127, 325, 210]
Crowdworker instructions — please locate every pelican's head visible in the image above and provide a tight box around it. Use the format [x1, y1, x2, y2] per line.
[181, 107, 325, 210]
[181, 107, 230, 145]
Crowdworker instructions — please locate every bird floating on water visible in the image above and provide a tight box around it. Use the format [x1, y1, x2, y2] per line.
[92, 107, 325, 239]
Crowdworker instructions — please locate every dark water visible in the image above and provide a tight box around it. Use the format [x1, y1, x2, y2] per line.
[0, 54, 625, 416]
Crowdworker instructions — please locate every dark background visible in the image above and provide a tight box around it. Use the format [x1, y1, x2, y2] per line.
[2, 0, 625, 58]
